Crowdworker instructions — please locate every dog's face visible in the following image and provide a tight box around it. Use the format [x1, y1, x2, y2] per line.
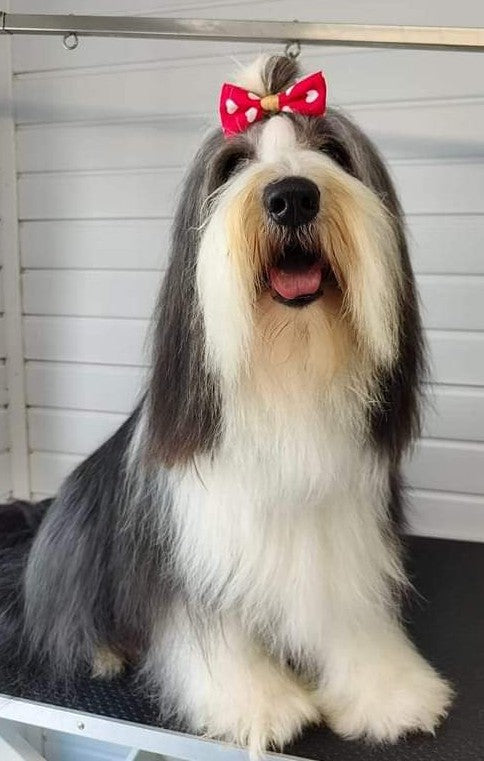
[149, 55, 423, 466]
[195, 60, 404, 390]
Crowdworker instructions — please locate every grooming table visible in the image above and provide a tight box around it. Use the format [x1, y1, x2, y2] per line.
[0, 537, 483, 761]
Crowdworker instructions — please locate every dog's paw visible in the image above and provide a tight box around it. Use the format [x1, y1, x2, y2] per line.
[319, 657, 453, 743]
[198, 668, 320, 758]
[91, 646, 124, 679]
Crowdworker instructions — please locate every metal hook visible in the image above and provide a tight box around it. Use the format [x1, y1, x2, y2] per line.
[284, 40, 301, 59]
[63, 31, 78, 50]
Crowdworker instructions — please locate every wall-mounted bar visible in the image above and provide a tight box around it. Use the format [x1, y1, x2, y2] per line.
[0, 13, 484, 51]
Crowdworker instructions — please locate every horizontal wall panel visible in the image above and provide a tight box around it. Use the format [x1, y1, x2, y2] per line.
[408, 215, 484, 275]
[17, 101, 484, 176]
[30, 451, 82, 494]
[0, 452, 11, 497]
[416, 275, 484, 331]
[393, 161, 484, 215]
[28, 408, 126, 455]
[13, 61, 221, 125]
[26, 361, 145, 413]
[0, 363, 7, 407]
[18, 169, 183, 220]
[22, 359, 484, 443]
[20, 219, 171, 270]
[423, 386, 484, 443]
[23, 270, 162, 318]
[24, 359, 484, 442]
[429, 331, 484, 387]
[24, 366, 484, 443]
[18, 161, 484, 221]
[21, 270, 483, 331]
[22, 382, 484, 458]
[405, 439, 484, 495]
[0, 409, 8, 451]
[23, 317, 482, 382]
[23, 316, 149, 365]
[350, 99, 484, 160]
[27, 386, 484, 457]
[406, 489, 484, 543]
[16, 120, 205, 173]
[14, 50, 484, 125]
[19, 216, 484, 275]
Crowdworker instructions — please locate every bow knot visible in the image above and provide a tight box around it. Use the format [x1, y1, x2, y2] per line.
[219, 70, 327, 136]
[260, 94, 280, 112]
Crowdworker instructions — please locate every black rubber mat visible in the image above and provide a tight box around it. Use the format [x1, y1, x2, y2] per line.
[0, 536, 482, 760]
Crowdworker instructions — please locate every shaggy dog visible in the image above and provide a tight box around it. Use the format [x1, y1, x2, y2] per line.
[0, 54, 452, 756]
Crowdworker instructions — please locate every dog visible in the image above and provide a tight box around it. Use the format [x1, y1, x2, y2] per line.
[0, 54, 452, 756]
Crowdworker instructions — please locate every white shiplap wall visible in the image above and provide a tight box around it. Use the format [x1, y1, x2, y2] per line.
[0, 34, 12, 501]
[7, 0, 484, 540]
[0, 271, 9, 501]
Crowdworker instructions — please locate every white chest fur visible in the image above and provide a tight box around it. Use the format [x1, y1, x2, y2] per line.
[169, 387, 393, 657]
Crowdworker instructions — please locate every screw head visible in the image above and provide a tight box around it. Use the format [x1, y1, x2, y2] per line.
[63, 32, 79, 51]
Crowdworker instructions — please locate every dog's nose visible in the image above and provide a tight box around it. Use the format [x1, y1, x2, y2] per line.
[263, 177, 320, 227]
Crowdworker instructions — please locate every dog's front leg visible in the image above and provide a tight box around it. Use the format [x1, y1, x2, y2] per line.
[301, 498, 454, 743]
[316, 612, 453, 742]
[144, 600, 319, 757]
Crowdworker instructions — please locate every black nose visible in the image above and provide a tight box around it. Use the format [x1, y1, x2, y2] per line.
[263, 176, 320, 227]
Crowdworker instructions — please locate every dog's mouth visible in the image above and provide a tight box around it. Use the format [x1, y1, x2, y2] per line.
[268, 243, 328, 308]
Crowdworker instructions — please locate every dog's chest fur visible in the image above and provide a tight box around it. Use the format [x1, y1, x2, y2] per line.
[169, 374, 385, 642]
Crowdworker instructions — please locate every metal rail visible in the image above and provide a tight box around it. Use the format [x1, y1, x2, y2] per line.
[0, 13, 484, 51]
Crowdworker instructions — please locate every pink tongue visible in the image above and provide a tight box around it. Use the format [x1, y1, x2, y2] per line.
[269, 263, 322, 300]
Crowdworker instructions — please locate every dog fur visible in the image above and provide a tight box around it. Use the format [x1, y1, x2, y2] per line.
[0, 55, 452, 756]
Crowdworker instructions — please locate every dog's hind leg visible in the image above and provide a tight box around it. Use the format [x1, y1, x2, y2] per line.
[143, 600, 320, 758]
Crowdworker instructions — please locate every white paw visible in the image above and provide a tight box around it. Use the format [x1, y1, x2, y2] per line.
[195, 667, 320, 758]
[91, 646, 124, 679]
[319, 656, 453, 743]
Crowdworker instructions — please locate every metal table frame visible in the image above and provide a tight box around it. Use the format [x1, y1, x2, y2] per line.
[0, 693, 301, 761]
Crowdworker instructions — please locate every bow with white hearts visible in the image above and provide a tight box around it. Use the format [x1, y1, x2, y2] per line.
[219, 71, 327, 137]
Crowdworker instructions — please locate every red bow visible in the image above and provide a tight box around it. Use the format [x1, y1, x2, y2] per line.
[219, 71, 327, 137]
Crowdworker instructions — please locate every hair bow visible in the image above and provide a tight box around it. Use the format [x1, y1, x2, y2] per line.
[219, 70, 327, 137]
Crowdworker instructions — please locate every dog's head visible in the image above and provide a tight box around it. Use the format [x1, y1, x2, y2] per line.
[148, 55, 424, 466]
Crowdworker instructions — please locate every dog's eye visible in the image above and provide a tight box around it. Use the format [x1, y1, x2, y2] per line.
[320, 141, 353, 174]
[218, 151, 249, 184]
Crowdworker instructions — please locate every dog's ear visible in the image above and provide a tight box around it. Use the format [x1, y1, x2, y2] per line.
[322, 112, 425, 464]
[353, 123, 426, 464]
[371, 203, 426, 465]
[146, 132, 224, 467]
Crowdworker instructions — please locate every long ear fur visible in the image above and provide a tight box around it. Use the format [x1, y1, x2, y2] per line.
[335, 114, 426, 464]
[146, 132, 224, 466]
